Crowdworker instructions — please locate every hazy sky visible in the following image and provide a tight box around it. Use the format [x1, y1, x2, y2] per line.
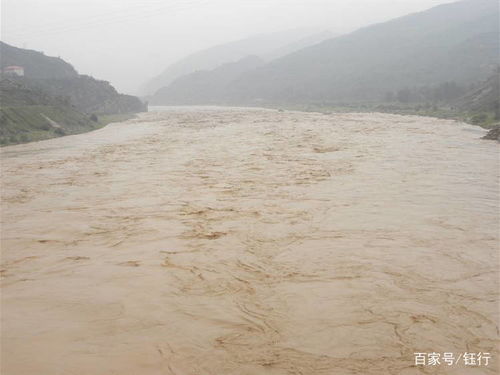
[1, 0, 455, 94]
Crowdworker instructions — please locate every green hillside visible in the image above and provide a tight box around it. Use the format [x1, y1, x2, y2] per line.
[231, 0, 498, 105]
[0, 43, 147, 145]
[27, 75, 147, 115]
[459, 70, 500, 132]
[458, 70, 500, 115]
[0, 79, 98, 145]
[149, 0, 498, 106]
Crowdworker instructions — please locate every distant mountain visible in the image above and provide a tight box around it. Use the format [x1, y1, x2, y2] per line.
[0, 42, 146, 145]
[263, 31, 334, 61]
[141, 29, 333, 95]
[228, 0, 499, 105]
[150, 0, 498, 106]
[150, 55, 264, 105]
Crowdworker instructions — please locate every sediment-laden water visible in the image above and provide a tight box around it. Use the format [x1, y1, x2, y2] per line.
[1, 108, 498, 374]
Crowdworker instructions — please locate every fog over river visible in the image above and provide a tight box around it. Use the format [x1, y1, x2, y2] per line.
[1, 108, 498, 374]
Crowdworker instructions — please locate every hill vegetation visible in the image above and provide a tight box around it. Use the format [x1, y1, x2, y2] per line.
[0, 79, 98, 145]
[0, 42, 147, 145]
[27, 75, 146, 115]
[460, 70, 500, 139]
[149, 0, 498, 111]
[231, 0, 498, 105]
[458, 70, 500, 117]
[0, 42, 78, 79]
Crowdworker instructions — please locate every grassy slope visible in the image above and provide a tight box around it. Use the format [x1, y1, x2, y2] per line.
[0, 42, 146, 146]
[0, 106, 136, 146]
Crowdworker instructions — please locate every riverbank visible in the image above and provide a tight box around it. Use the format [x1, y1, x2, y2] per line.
[0, 108, 140, 146]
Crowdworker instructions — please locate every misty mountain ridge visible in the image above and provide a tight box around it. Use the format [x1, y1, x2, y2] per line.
[150, 55, 264, 105]
[141, 28, 334, 96]
[150, 0, 499, 106]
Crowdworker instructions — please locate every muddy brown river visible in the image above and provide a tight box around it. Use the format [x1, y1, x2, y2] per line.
[1, 108, 498, 374]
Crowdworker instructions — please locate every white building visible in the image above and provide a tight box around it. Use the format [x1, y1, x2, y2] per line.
[3, 66, 24, 76]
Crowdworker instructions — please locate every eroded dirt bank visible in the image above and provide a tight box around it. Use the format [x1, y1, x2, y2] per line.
[1, 108, 498, 375]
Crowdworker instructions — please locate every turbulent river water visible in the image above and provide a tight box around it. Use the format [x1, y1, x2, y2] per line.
[1, 108, 498, 375]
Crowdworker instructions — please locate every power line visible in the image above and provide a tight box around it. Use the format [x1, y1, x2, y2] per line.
[5, 0, 211, 39]
[6, 0, 205, 37]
